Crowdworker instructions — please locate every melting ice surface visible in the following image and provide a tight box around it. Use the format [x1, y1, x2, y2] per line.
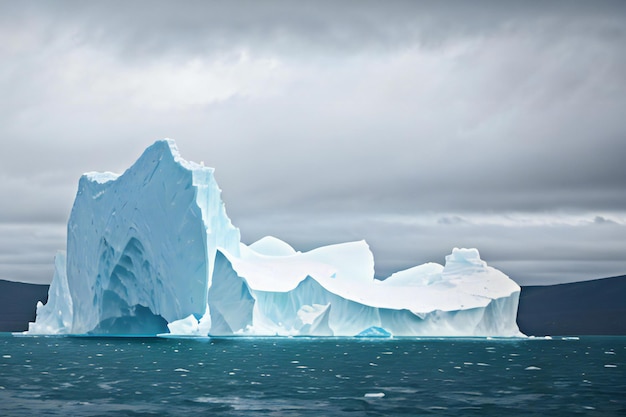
[28, 139, 522, 337]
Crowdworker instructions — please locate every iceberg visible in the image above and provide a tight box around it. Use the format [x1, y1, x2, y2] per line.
[28, 139, 523, 337]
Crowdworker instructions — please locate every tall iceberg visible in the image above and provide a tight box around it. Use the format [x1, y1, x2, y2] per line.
[28, 139, 523, 337]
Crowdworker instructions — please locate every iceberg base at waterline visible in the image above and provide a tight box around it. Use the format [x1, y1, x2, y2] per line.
[27, 139, 523, 337]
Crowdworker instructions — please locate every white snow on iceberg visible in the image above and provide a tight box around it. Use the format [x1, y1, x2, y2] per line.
[28, 139, 523, 337]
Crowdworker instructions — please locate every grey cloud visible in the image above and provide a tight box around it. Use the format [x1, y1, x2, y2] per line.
[234, 212, 626, 285]
[437, 216, 468, 225]
[0, 223, 65, 284]
[593, 216, 617, 225]
[0, 264, 56, 285]
[1, 1, 625, 284]
[3, 1, 625, 59]
[488, 260, 626, 287]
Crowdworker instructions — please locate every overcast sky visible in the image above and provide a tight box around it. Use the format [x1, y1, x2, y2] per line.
[1, 1, 625, 285]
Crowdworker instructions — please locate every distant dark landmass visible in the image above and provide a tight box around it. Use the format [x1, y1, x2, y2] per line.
[1, 275, 625, 335]
[0, 279, 48, 332]
[517, 275, 626, 336]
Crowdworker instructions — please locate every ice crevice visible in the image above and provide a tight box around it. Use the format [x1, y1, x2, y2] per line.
[28, 139, 523, 337]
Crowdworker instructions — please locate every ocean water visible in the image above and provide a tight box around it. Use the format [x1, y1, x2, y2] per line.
[0, 334, 624, 416]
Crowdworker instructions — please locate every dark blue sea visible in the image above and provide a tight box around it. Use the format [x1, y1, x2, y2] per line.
[1, 334, 624, 416]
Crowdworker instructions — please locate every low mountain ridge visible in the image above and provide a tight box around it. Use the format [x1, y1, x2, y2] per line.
[1, 275, 625, 335]
[0, 279, 48, 332]
[517, 275, 626, 336]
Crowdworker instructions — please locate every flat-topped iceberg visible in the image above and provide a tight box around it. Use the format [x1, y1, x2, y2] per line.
[28, 139, 523, 337]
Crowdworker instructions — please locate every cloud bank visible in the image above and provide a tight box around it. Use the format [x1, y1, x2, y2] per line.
[1, 1, 625, 284]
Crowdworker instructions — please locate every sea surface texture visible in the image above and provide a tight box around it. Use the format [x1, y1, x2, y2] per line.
[1, 335, 624, 416]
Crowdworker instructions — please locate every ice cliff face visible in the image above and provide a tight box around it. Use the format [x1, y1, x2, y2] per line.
[28, 139, 523, 337]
